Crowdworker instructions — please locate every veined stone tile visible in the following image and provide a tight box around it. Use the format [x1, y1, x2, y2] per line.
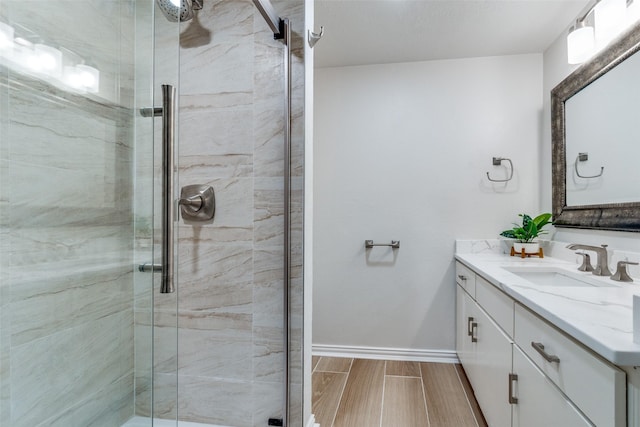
[178, 223, 253, 245]
[133, 308, 173, 377]
[178, 375, 252, 426]
[253, 37, 285, 111]
[253, 339, 284, 383]
[253, 247, 284, 341]
[254, 247, 284, 284]
[181, 92, 253, 112]
[135, 372, 178, 420]
[254, 178, 284, 246]
[11, 310, 133, 426]
[180, 39, 254, 96]
[178, 323, 252, 379]
[180, 154, 253, 179]
[176, 277, 253, 314]
[10, 267, 133, 346]
[8, 162, 132, 227]
[0, 296, 11, 426]
[133, 316, 154, 383]
[253, 109, 285, 177]
[8, 92, 132, 159]
[166, 243, 252, 312]
[37, 372, 134, 427]
[177, 310, 252, 336]
[181, 0, 254, 46]
[179, 108, 254, 156]
[9, 225, 132, 271]
[134, 369, 152, 418]
[252, 381, 284, 427]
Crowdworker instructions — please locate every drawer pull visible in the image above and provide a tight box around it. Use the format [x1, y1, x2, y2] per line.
[508, 373, 518, 404]
[458, 274, 467, 281]
[467, 317, 474, 336]
[531, 342, 560, 363]
[471, 322, 478, 343]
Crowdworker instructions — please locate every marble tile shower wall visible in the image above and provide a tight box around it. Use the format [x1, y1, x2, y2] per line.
[131, 0, 304, 426]
[0, 2, 137, 426]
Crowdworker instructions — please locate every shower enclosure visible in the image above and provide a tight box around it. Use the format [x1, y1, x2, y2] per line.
[0, 0, 304, 425]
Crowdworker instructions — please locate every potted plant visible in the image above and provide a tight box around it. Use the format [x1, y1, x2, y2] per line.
[500, 213, 553, 254]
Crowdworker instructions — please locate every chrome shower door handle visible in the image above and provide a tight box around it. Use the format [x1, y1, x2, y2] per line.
[161, 84, 177, 294]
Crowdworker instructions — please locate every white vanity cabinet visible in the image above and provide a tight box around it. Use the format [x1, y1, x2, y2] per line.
[455, 261, 627, 427]
[456, 282, 512, 427]
[512, 346, 592, 427]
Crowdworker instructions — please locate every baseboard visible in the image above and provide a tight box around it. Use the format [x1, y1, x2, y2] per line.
[312, 344, 459, 363]
[305, 414, 317, 427]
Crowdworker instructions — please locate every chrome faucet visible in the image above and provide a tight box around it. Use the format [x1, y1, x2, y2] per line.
[566, 244, 612, 276]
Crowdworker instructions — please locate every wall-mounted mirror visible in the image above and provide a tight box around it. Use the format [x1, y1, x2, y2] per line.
[552, 22, 640, 231]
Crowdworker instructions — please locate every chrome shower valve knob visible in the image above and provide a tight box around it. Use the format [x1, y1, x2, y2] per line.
[179, 184, 215, 221]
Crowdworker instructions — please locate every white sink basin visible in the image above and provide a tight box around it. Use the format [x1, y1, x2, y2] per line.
[503, 266, 618, 288]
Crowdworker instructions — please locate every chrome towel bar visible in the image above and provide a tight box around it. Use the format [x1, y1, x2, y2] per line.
[365, 240, 400, 249]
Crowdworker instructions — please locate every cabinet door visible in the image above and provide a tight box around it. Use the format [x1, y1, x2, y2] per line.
[472, 303, 513, 427]
[456, 285, 477, 383]
[512, 346, 593, 427]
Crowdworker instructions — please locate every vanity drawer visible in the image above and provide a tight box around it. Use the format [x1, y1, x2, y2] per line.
[475, 276, 514, 337]
[514, 303, 625, 427]
[455, 262, 476, 297]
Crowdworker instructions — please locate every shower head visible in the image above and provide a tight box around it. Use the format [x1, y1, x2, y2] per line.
[156, 0, 203, 22]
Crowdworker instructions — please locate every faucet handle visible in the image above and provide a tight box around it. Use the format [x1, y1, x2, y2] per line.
[575, 252, 594, 272]
[611, 261, 639, 282]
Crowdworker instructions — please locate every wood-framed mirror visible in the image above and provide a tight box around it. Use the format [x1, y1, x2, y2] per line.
[552, 22, 640, 231]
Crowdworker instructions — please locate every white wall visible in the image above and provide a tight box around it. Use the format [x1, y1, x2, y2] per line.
[313, 54, 543, 354]
[542, 32, 640, 253]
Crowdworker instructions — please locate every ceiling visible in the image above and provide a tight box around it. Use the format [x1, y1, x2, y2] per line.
[314, 0, 591, 68]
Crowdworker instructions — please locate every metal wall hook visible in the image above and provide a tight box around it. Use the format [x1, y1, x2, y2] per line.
[308, 26, 324, 48]
[575, 152, 604, 178]
[486, 157, 514, 182]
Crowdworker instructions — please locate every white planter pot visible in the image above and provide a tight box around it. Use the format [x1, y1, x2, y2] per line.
[513, 242, 540, 254]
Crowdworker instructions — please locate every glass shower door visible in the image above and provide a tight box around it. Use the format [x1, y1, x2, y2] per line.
[0, 1, 179, 426]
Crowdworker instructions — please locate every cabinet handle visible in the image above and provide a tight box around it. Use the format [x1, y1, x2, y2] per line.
[508, 373, 518, 404]
[458, 274, 467, 281]
[467, 317, 475, 336]
[470, 322, 478, 343]
[531, 342, 560, 363]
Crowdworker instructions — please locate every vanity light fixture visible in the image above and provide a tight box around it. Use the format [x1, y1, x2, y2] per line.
[567, 19, 595, 64]
[567, 0, 640, 64]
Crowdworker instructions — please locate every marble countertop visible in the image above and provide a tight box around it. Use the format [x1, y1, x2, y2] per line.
[455, 252, 640, 366]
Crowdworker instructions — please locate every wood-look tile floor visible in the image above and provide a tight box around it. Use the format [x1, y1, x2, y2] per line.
[312, 357, 488, 427]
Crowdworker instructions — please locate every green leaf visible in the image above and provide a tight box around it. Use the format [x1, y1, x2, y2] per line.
[500, 212, 553, 243]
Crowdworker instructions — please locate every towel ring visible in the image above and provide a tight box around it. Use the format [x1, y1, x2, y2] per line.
[575, 153, 604, 178]
[486, 157, 513, 182]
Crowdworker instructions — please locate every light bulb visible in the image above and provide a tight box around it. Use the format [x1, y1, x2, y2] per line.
[34, 44, 62, 78]
[63, 65, 86, 93]
[567, 23, 595, 64]
[76, 64, 100, 93]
